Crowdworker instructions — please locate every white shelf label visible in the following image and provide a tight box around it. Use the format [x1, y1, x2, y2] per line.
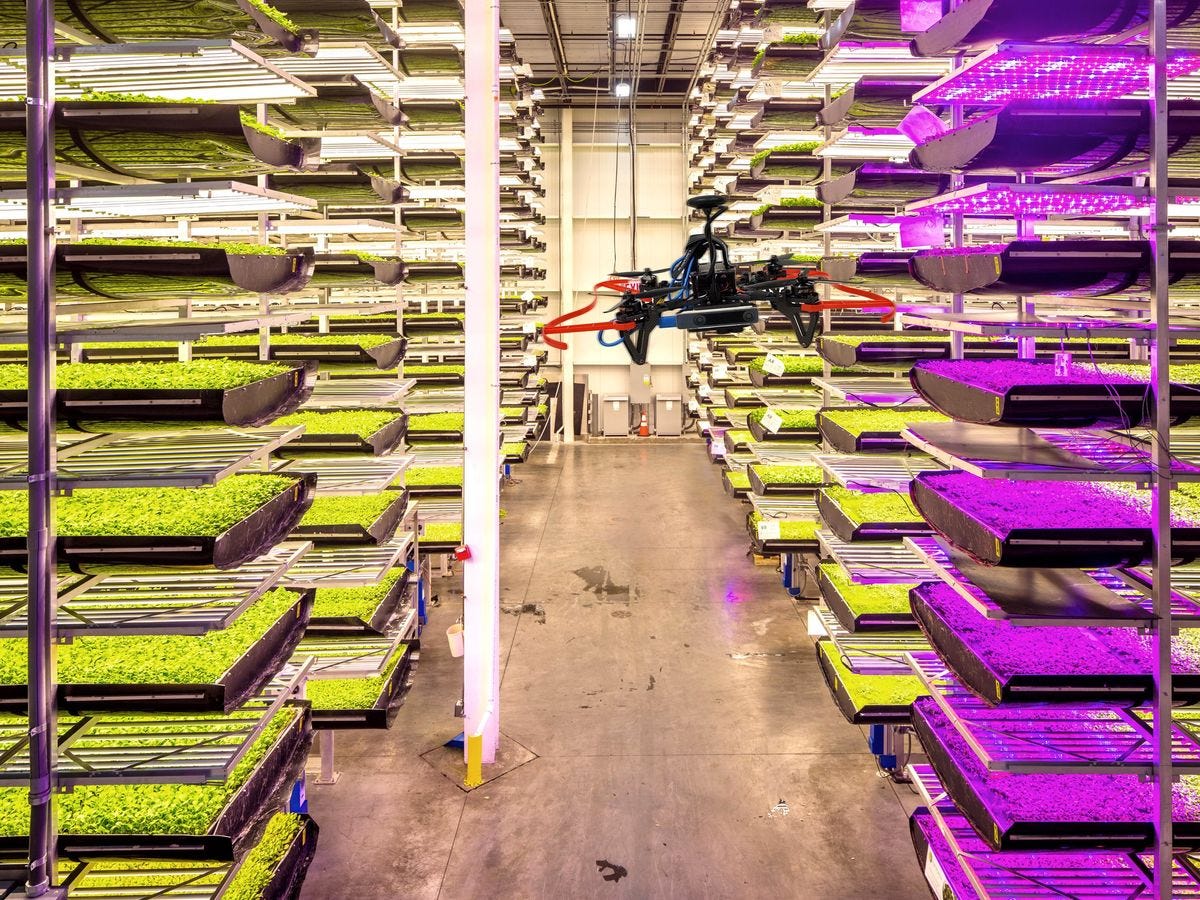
[757, 519, 781, 541]
[522, 354, 537, 368]
[760, 409, 784, 433]
[522, 322, 536, 334]
[689, 340, 704, 355]
[923, 850, 949, 899]
[699, 351, 713, 365]
[665, 400, 674, 411]
[611, 400, 621, 411]
[763, 352, 786, 377]
[712, 363, 729, 381]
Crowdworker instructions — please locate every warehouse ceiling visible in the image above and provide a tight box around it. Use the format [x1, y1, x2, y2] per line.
[501, 0, 730, 106]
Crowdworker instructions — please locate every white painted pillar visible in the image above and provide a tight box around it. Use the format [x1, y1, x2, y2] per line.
[559, 108, 575, 442]
[463, 0, 501, 763]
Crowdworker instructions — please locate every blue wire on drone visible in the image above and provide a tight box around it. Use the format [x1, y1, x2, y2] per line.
[597, 330, 624, 347]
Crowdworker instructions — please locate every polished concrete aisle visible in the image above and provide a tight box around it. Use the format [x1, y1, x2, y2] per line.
[301, 441, 927, 900]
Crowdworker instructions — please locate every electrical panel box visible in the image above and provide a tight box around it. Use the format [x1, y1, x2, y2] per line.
[600, 395, 630, 436]
[655, 394, 683, 437]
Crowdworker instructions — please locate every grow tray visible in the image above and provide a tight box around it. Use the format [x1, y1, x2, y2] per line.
[0, 588, 312, 715]
[747, 503, 820, 555]
[908, 239, 1200, 298]
[504, 441, 531, 464]
[191, 333, 407, 370]
[818, 83, 917, 129]
[405, 412, 464, 442]
[818, 531, 936, 585]
[0, 542, 308, 637]
[309, 253, 405, 288]
[307, 566, 410, 635]
[817, 168, 947, 213]
[818, 407, 947, 454]
[905, 535, 1185, 627]
[819, 252, 915, 290]
[745, 408, 819, 442]
[908, 767, 1192, 900]
[910, 650, 1200, 775]
[811, 376, 920, 406]
[911, 470, 1200, 567]
[0, 243, 315, 296]
[268, 172, 407, 208]
[0, 704, 312, 860]
[815, 638, 926, 725]
[402, 465, 463, 497]
[405, 365, 465, 386]
[912, 696, 1200, 851]
[272, 409, 407, 455]
[0, 362, 310, 428]
[0, 474, 314, 569]
[817, 486, 932, 543]
[0, 100, 319, 181]
[911, 580, 1200, 705]
[816, 562, 917, 632]
[746, 355, 826, 388]
[909, 358, 1200, 428]
[290, 491, 409, 545]
[296, 635, 416, 729]
[817, 332, 1002, 369]
[747, 462, 826, 496]
[721, 468, 752, 500]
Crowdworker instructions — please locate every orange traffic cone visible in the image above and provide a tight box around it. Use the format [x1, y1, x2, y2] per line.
[638, 410, 650, 437]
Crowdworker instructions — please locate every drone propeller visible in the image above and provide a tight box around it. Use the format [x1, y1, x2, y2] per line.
[734, 254, 820, 268]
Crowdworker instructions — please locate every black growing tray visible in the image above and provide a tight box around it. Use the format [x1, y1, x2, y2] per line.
[287, 413, 407, 455]
[0, 365, 311, 428]
[291, 490, 409, 545]
[747, 468, 821, 497]
[816, 639, 913, 725]
[747, 368, 821, 388]
[910, 581, 1200, 704]
[48, 475, 313, 570]
[746, 516, 819, 555]
[251, 814, 320, 900]
[16, 244, 315, 295]
[910, 360, 1200, 427]
[817, 565, 916, 632]
[307, 569, 411, 636]
[311, 644, 415, 730]
[816, 491, 933, 543]
[311, 253, 406, 288]
[192, 338, 407, 370]
[912, 697, 1200, 852]
[817, 410, 917, 454]
[0, 591, 313, 715]
[746, 418, 818, 442]
[910, 473, 1200, 568]
[407, 370, 464, 386]
[722, 470, 750, 499]
[0, 707, 314, 860]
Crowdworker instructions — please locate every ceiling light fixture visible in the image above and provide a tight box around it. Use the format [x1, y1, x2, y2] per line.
[614, 15, 637, 39]
[613, 81, 631, 98]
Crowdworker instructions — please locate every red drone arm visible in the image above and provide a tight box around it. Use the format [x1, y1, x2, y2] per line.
[541, 279, 640, 350]
[782, 268, 895, 323]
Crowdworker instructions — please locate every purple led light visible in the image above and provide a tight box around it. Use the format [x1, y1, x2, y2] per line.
[919, 186, 1149, 218]
[918, 45, 1200, 105]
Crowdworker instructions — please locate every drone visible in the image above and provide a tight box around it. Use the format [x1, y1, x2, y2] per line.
[542, 194, 895, 365]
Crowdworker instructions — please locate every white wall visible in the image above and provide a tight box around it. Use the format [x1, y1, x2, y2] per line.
[542, 108, 689, 406]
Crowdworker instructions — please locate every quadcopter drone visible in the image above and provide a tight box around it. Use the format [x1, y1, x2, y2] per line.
[543, 194, 895, 365]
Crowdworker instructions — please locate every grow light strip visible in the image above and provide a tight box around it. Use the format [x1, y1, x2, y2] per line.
[283, 536, 414, 588]
[812, 608, 929, 675]
[914, 42, 1200, 105]
[817, 531, 935, 584]
[281, 456, 413, 496]
[0, 42, 316, 104]
[805, 42, 954, 85]
[815, 454, 943, 492]
[0, 182, 315, 223]
[907, 183, 1155, 219]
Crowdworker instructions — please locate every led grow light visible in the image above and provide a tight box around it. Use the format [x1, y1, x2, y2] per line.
[318, 134, 404, 161]
[815, 127, 914, 162]
[0, 41, 315, 104]
[0, 182, 315, 223]
[915, 42, 1200, 105]
[907, 183, 1152, 218]
[806, 41, 954, 84]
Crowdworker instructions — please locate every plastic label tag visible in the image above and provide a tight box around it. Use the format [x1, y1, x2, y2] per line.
[689, 340, 704, 355]
[611, 400, 621, 411]
[665, 400, 674, 411]
[923, 850, 949, 899]
[699, 351, 713, 365]
[1054, 351, 1073, 377]
[763, 353, 787, 377]
[698, 386, 711, 399]
[688, 400, 699, 413]
[522, 322, 536, 334]
[757, 519, 781, 541]
[712, 363, 729, 381]
[760, 410, 784, 433]
[522, 354, 536, 368]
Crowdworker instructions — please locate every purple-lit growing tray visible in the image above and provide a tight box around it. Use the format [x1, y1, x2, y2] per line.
[817, 83, 916, 129]
[909, 0, 1197, 57]
[816, 168, 947, 212]
[820, 252, 915, 290]
[911, 470, 1200, 567]
[909, 358, 1200, 427]
[908, 239, 1200, 298]
[820, 334, 1138, 371]
[909, 808, 981, 900]
[818, 408, 933, 454]
[745, 418, 819, 442]
[816, 565, 917, 632]
[910, 580, 1200, 704]
[0, 591, 313, 716]
[912, 696, 1200, 851]
[0, 474, 316, 570]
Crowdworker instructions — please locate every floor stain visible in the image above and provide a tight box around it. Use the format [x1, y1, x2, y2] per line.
[647, 675, 656, 691]
[573, 566, 634, 605]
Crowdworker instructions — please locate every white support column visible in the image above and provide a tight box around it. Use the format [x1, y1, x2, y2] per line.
[463, 0, 501, 765]
[559, 108, 575, 443]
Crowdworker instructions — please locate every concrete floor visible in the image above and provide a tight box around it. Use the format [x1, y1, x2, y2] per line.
[301, 441, 928, 900]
